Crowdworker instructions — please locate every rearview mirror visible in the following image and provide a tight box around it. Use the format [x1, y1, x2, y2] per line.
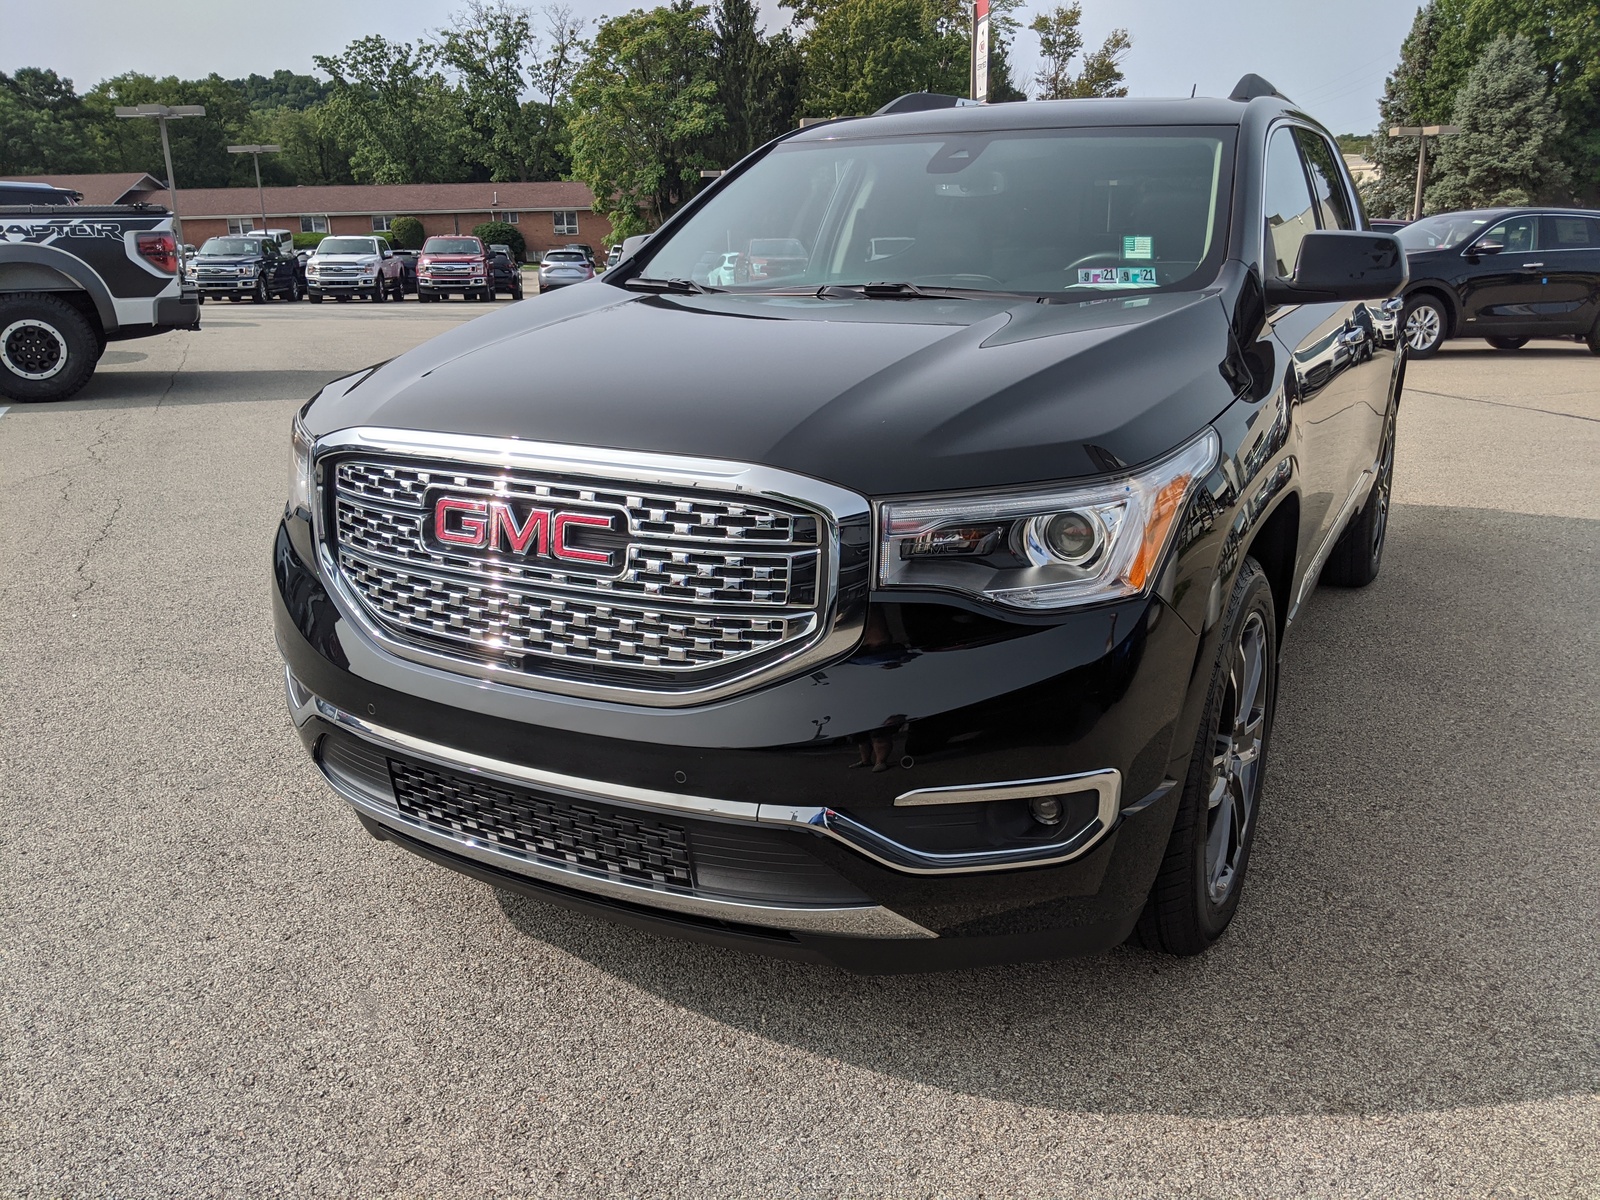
[1266, 231, 1407, 306]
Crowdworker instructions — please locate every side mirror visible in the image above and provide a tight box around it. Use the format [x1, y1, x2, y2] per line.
[1265, 231, 1407, 306]
[383, 249, 393, 258]
[620, 233, 652, 259]
[1470, 240, 1504, 257]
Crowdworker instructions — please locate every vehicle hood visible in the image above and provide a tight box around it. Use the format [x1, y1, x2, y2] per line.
[422, 253, 483, 263]
[307, 284, 1238, 495]
[193, 256, 260, 267]
[313, 253, 381, 265]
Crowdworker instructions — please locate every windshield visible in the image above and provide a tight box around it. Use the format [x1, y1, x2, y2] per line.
[316, 237, 381, 255]
[637, 127, 1234, 296]
[423, 238, 481, 255]
[200, 238, 257, 256]
[1395, 211, 1499, 252]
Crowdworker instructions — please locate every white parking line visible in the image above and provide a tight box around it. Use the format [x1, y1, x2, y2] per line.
[0, 407, 9, 418]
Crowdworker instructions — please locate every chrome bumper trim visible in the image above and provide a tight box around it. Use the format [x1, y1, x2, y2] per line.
[286, 668, 1122, 877]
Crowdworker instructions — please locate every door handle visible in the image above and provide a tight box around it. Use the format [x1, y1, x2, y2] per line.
[1520, 262, 1545, 269]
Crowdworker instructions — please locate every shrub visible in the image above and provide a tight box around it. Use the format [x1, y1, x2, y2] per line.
[472, 221, 525, 262]
[292, 231, 328, 250]
[389, 216, 425, 250]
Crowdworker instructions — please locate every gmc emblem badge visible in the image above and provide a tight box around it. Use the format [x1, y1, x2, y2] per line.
[424, 493, 626, 574]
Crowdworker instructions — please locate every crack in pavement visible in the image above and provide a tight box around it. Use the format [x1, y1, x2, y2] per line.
[1407, 387, 1600, 425]
[69, 495, 123, 607]
[151, 335, 192, 413]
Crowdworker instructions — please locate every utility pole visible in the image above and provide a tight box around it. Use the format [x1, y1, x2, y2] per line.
[228, 144, 282, 234]
[114, 104, 207, 243]
[1388, 124, 1461, 220]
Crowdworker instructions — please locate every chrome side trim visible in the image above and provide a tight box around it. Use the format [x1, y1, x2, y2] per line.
[1288, 449, 1381, 625]
[294, 681, 1124, 877]
[309, 427, 870, 709]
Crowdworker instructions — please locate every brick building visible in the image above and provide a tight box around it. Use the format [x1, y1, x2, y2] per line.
[9, 174, 611, 257]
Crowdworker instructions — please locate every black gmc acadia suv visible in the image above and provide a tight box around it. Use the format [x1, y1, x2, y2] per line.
[274, 77, 1408, 972]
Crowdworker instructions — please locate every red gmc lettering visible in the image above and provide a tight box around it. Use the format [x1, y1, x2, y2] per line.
[434, 497, 489, 546]
[432, 496, 611, 564]
[551, 512, 613, 564]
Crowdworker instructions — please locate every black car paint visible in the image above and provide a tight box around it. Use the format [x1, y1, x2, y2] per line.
[1400, 207, 1600, 342]
[276, 94, 1403, 968]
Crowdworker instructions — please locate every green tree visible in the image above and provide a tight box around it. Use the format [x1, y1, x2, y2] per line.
[439, 1, 542, 181]
[1364, 2, 1443, 220]
[80, 72, 253, 187]
[474, 220, 527, 259]
[315, 37, 466, 184]
[1426, 34, 1571, 210]
[1029, 3, 1131, 100]
[567, 2, 723, 239]
[523, 5, 587, 181]
[263, 105, 355, 185]
[798, 0, 965, 117]
[231, 70, 332, 111]
[0, 69, 102, 173]
[389, 216, 426, 249]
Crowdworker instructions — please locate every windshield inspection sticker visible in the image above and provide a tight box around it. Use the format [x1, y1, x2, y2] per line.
[1122, 235, 1154, 260]
[1077, 266, 1158, 288]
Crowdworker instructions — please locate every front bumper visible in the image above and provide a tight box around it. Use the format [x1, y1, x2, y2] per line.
[309, 277, 381, 293]
[274, 516, 1203, 970]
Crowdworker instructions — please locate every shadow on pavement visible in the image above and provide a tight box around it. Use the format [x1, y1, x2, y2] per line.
[497, 503, 1600, 1119]
[57, 368, 345, 407]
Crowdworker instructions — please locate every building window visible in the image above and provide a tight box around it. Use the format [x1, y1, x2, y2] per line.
[226, 217, 255, 234]
[371, 215, 392, 232]
[300, 215, 328, 234]
[553, 210, 578, 236]
[505, 211, 518, 224]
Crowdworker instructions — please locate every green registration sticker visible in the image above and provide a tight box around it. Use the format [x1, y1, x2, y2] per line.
[1122, 236, 1153, 260]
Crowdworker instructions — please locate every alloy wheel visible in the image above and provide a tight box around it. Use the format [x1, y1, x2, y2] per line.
[1205, 611, 1268, 904]
[1, 320, 67, 380]
[1404, 303, 1441, 352]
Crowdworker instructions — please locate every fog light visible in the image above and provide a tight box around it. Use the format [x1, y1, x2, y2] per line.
[1029, 796, 1064, 825]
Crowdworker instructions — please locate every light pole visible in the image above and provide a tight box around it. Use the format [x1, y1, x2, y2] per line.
[1388, 124, 1461, 221]
[228, 144, 282, 234]
[114, 103, 206, 243]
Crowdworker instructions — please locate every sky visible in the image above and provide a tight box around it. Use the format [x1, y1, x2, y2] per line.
[7, 0, 1420, 137]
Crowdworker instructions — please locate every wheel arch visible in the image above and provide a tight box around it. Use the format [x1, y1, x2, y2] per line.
[1240, 490, 1298, 645]
[0, 247, 117, 334]
[1403, 283, 1460, 339]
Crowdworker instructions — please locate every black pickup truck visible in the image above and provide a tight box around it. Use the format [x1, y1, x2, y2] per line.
[275, 78, 1407, 971]
[0, 188, 200, 402]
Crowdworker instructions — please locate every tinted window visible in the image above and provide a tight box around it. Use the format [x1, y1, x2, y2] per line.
[200, 238, 259, 256]
[1293, 129, 1355, 231]
[1477, 215, 1537, 254]
[423, 238, 482, 254]
[1542, 214, 1600, 250]
[1263, 127, 1317, 277]
[1396, 211, 1497, 251]
[639, 127, 1234, 295]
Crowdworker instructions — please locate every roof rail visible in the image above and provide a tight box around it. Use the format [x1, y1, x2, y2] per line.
[1229, 74, 1290, 103]
[874, 93, 983, 116]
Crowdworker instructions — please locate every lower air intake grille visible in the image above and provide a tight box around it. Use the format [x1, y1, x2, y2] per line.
[389, 760, 692, 889]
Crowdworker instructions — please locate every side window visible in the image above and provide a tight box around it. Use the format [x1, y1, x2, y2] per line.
[1262, 127, 1317, 278]
[1292, 129, 1355, 231]
[1541, 214, 1600, 250]
[1477, 215, 1537, 254]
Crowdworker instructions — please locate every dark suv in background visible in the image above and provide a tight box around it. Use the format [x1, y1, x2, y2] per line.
[1395, 207, 1600, 355]
[190, 234, 300, 303]
[275, 77, 1406, 971]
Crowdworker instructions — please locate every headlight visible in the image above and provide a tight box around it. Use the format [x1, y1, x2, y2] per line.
[361, 262, 379, 275]
[288, 413, 315, 519]
[875, 428, 1219, 611]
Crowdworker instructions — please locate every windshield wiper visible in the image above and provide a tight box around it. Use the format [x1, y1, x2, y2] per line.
[624, 276, 714, 294]
[814, 282, 1028, 301]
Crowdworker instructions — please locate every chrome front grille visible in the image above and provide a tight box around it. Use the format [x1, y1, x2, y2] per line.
[323, 446, 857, 700]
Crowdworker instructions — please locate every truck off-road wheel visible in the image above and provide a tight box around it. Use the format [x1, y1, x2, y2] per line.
[1322, 407, 1396, 588]
[0, 293, 100, 403]
[1401, 295, 1447, 357]
[1486, 336, 1528, 350]
[1136, 557, 1277, 957]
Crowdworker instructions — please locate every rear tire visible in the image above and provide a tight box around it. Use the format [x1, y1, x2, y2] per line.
[1402, 294, 1447, 358]
[1322, 406, 1396, 588]
[1586, 315, 1600, 355]
[1137, 558, 1277, 956]
[0, 292, 101, 403]
[1486, 336, 1528, 350]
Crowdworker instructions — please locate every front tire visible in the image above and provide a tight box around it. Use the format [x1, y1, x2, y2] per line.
[252, 278, 269, 304]
[0, 292, 100, 403]
[1137, 558, 1277, 956]
[1322, 406, 1396, 588]
[1402, 294, 1447, 358]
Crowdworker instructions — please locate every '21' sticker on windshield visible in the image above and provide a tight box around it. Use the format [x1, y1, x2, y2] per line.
[1077, 266, 1158, 287]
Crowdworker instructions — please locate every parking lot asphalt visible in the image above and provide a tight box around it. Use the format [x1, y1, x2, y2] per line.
[2, 303, 1596, 1198]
